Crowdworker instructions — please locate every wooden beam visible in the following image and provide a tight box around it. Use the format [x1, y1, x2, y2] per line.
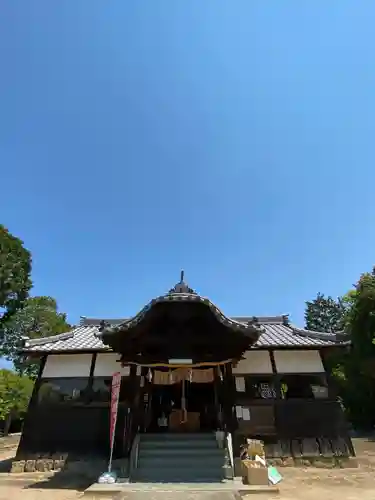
[86, 353, 97, 400]
[319, 350, 338, 400]
[269, 350, 282, 399]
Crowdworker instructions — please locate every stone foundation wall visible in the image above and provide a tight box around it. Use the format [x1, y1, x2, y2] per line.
[11, 457, 128, 477]
[268, 457, 358, 468]
[13, 454, 357, 477]
[233, 455, 357, 477]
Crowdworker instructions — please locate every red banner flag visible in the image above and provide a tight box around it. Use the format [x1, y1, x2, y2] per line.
[109, 372, 121, 470]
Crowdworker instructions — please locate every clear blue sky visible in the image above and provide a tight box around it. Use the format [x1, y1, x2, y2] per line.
[1, 2, 374, 342]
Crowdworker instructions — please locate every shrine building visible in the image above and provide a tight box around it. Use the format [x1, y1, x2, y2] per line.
[16, 274, 354, 479]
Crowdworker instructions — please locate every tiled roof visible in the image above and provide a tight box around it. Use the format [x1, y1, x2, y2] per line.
[23, 316, 349, 353]
[256, 322, 343, 347]
[99, 294, 263, 344]
[24, 326, 104, 352]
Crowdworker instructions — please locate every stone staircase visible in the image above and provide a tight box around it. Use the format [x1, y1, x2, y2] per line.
[131, 432, 232, 483]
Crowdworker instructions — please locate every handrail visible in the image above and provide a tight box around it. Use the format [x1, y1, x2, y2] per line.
[128, 432, 140, 481]
[226, 431, 234, 472]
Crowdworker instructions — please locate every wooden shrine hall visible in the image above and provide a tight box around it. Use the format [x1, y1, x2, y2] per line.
[16, 273, 354, 470]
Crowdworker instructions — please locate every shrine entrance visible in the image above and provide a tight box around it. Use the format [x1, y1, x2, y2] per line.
[99, 273, 262, 438]
[144, 367, 219, 433]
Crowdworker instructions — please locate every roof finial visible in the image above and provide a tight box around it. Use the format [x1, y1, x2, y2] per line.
[168, 270, 196, 295]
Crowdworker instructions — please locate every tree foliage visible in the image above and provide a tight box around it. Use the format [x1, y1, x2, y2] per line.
[305, 292, 348, 398]
[305, 293, 345, 333]
[0, 225, 32, 320]
[0, 296, 70, 376]
[305, 270, 375, 430]
[341, 269, 375, 428]
[0, 369, 33, 434]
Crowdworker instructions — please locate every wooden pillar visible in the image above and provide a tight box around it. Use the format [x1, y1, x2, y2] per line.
[270, 349, 282, 445]
[223, 362, 236, 433]
[85, 353, 97, 402]
[120, 364, 141, 455]
[129, 364, 140, 409]
[29, 356, 47, 406]
[213, 366, 222, 429]
[269, 350, 281, 399]
[320, 349, 338, 400]
[145, 368, 154, 432]
[139, 366, 151, 432]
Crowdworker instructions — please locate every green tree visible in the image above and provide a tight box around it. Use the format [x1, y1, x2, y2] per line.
[342, 268, 375, 429]
[0, 225, 32, 321]
[305, 293, 345, 332]
[0, 296, 70, 377]
[304, 292, 348, 407]
[0, 369, 33, 435]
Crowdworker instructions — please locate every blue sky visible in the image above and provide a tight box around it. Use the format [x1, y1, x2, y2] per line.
[1, 1, 374, 358]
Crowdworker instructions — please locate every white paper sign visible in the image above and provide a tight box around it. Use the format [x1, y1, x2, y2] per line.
[235, 377, 246, 392]
[242, 407, 251, 421]
[235, 405, 243, 419]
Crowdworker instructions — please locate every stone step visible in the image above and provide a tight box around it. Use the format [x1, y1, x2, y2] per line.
[132, 473, 226, 483]
[140, 440, 219, 450]
[139, 447, 224, 457]
[137, 463, 225, 472]
[132, 478, 226, 484]
[134, 432, 229, 484]
[138, 456, 225, 469]
[141, 433, 215, 441]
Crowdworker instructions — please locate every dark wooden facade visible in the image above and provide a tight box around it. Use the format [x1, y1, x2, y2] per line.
[17, 376, 353, 462]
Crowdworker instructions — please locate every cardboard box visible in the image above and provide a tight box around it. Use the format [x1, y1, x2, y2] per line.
[242, 460, 269, 486]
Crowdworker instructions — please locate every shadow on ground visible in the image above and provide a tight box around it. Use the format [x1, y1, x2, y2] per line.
[24, 462, 106, 491]
[0, 458, 13, 473]
[26, 470, 95, 491]
[25, 469, 98, 491]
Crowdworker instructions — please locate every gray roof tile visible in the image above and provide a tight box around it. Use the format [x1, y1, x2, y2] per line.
[259, 323, 338, 347]
[24, 326, 104, 352]
[23, 316, 348, 353]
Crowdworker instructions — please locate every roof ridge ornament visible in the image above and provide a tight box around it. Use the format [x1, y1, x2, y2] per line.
[168, 270, 197, 295]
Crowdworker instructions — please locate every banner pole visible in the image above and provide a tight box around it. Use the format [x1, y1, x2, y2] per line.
[108, 372, 121, 474]
[108, 440, 114, 473]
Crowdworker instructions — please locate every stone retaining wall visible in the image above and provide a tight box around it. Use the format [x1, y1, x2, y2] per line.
[233, 456, 357, 476]
[11, 457, 128, 476]
[268, 457, 358, 468]
[12, 455, 357, 477]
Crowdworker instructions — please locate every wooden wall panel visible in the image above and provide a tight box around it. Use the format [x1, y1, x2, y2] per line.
[17, 404, 128, 459]
[274, 400, 347, 438]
